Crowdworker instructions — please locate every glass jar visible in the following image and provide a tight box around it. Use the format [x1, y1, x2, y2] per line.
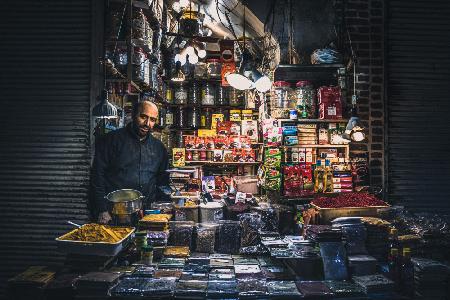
[177, 107, 187, 128]
[187, 107, 200, 129]
[296, 80, 316, 118]
[159, 106, 166, 127]
[194, 62, 207, 79]
[132, 9, 146, 41]
[166, 107, 174, 128]
[174, 83, 188, 104]
[200, 108, 212, 129]
[188, 81, 200, 105]
[114, 48, 127, 75]
[207, 59, 221, 78]
[132, 47, 145, 82]
[216, 85, 229, 106]
[165, 86, 173, 104]
[229, 88, 243, 107]
[201, 82, 216, 106]
[273, 81, 292, 108]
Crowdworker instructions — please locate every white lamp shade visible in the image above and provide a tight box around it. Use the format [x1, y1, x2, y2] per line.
[254, 75, 272, 92]
[351, 131, 365, 142]
[185, 46, 196, 56]
[179, 0, 189, 8]
[226, 73, 254, 90]
[197, 49, 207, 58]
[188, 53, 199, 64]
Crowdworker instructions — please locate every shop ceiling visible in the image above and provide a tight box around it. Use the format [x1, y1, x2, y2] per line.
[172, 0, 339, 65]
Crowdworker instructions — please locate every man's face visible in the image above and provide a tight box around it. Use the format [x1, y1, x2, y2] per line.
[135, 103, 158, 137]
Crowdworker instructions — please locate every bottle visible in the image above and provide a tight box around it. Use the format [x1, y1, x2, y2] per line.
[314, 160, 325, 193]
[141, 245, 154, 265]
[399, 248, 414, 298]
[165, 107, 174, 128]
[324, 159, 333, 193]
[389, 228, 401, 252]
[388, 248, 400, 285]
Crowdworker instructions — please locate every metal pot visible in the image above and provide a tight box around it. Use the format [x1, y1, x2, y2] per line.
[106, 189, 144, 215]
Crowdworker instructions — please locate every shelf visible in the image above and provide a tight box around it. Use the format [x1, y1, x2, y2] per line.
[185, 161, 261, 165]
[277, 119, 348, 123]
[281, 144, 349, 148]
[165, 103, 257, 111]
[274, 63, 345, 82]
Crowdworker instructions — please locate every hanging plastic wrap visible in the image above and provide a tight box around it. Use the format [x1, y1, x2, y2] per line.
[319, 242, 349, 280]
[168, 221, 194, 249]
[195, 224, 217, 253]
[216, 220, 241, 254]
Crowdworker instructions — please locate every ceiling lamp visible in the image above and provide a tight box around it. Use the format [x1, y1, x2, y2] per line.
[226, 73, 254, 90]
[253, 71, 272, 92]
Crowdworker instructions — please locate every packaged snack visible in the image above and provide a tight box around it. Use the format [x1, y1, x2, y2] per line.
[241, 120, 258, 142]
[230, 122, 241, 135]
[241, 109, 253, 120]
[211, 113, 224, 129]
[172, 148, 185, 167]
[230, 109, 241, 121]
[213, 150, 223, 162]
[217, 121, 232, 135]
[202, 176, 215, 193]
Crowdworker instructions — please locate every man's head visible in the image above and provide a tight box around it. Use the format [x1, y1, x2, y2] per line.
[132, 101, 159, 137]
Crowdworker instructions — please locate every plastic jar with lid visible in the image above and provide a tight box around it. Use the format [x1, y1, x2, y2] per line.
[273, 81, 292, 108]
[216, 85, 229, 106]
[187, 107, 200, 129]
[201, 82, 216, 105]
[207, 59, 221, 78]
[296, 80, 316, 118]
[188, 81, 200, 105]
[132, 48, 145, 82]
[174, 83, 188, 104]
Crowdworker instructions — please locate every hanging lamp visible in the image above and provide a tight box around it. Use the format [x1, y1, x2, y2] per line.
[342, 63, 365, 142]
[92, 89, 118, 118]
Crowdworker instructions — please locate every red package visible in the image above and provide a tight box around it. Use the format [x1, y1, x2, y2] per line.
[217, 121, 232, 135]
[317, 86, 342, 119]
[215, 136, 228, 149]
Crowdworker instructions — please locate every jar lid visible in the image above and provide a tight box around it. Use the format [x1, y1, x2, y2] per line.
[296, 80, 312, 87]
[142, 245, 154, 251]
[274, 81, 291, 87]
[207, 58, 220, 63]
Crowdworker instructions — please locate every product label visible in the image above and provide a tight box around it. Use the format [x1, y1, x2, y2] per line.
[166, 113, 174, 125]
[327, 106, 337, 116]
[175, 91, 188, 101]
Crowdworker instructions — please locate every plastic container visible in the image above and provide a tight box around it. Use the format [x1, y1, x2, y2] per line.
[216, 220, 241, 254]
[195, 224, 217, 253]
[273, 81, 292, 108]
[174, 204, 199, 223]
[296, 80, 316, 118]
[168, 221, 195, 249]
[188, 81, 200, 105]
[200, 202, 224, 223]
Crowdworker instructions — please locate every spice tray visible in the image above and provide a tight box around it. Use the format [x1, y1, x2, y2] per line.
[55, 226, 135, 257]
[311, 204, 389, 224]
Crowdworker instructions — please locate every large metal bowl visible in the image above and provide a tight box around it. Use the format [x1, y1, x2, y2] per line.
[106, 189, 144, 215]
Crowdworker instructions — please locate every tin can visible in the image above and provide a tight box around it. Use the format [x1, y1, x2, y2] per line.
[289, 109, 298, 120]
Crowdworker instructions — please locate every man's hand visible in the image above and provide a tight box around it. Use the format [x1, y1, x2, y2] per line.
[98, 211, 112, 224]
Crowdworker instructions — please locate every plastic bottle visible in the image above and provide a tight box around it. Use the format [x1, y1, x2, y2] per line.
[314, 160, 325, 193]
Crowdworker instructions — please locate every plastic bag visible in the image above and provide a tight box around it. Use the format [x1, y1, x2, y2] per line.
[319, 241, 348, 280]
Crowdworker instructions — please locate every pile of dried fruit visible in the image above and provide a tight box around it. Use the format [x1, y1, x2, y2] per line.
[312, 192, 388, 208]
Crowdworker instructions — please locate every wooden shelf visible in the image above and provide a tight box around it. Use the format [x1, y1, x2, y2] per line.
[277, 119, 348, 123]
[185, 161, 261, 165]
[281, 144, 349, 148]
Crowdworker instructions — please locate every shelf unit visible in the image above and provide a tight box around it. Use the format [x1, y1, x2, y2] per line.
[185, 161, 261, 165]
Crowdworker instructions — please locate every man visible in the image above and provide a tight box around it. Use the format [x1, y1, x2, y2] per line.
[92, 101, 169, 224]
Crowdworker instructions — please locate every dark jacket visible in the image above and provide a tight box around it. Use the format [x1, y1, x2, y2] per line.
[92, 123, 169, 213]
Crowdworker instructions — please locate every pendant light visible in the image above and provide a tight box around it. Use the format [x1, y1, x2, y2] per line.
[92, 90, 118, 119]
[342, 64, 365, 142]
[171, 61, 186, 82]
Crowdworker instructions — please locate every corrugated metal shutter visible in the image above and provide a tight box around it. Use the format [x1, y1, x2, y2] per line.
[387, 1, 450, 212]
[0, 0, 93, 296]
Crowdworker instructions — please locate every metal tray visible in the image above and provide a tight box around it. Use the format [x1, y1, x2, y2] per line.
[311, 203, 389, 224]
[55, 225, 135, 256]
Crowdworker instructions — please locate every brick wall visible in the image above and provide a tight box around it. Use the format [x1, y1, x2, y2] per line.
[336, 0, 385, 191]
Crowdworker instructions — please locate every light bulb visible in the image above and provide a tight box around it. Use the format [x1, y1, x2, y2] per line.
[179, 0, 189, 8]
[185, 46, 195, 56]
[351, 131, 365, 142]
[172, 2, 181, 12]
[255, 76, 272, 92]
[174, 54, 181, 63]
[197, 49, 207, 58]
[226, 73, 254, 90]
[188, 53, 199, 64]
[179, 54, 187, 66]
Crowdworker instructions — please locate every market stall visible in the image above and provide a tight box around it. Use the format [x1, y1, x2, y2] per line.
[6, 0, 450, 299]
